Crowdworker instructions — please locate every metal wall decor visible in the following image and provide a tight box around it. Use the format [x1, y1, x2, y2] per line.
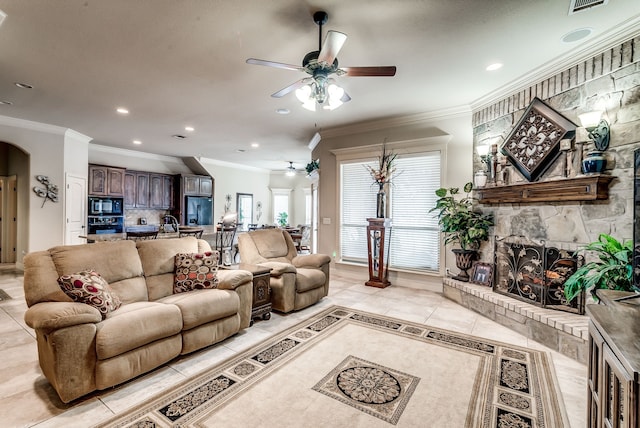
[501, 98, 577, 182]
[493, 235, 584, 314]
[32, 175, 59, 207]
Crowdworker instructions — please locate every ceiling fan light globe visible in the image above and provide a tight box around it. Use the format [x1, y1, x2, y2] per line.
[295, 85, 312, 103]
[301, 99, 316, 111]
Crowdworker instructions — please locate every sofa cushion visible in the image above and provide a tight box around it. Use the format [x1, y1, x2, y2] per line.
[174, 251, 219, 293]
[57, 270, 122, 319]
[295, 268, 326, 293]
[50, 240, 144, 285]
[96, 301, 183, 360]
[252, 229, 290, 258]
[137, 237, 213, 300]
[158, 289, 239, 330]
[136, 237, 201, 277]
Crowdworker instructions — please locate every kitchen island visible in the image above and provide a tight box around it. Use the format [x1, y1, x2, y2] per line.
[80, 225, 220, 243]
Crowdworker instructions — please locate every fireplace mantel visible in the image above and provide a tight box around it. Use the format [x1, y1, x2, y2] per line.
[475, 174, 614, 204]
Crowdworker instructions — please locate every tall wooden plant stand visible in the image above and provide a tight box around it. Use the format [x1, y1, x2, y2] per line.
[366, 218, 392, 288]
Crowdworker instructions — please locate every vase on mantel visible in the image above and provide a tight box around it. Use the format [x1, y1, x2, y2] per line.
[376, 183, 386, 218]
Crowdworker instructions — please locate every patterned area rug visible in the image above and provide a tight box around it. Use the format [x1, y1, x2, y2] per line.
[96, 306, 568, 428]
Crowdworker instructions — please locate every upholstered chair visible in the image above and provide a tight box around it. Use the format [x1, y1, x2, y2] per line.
[238, 228, 331, 313]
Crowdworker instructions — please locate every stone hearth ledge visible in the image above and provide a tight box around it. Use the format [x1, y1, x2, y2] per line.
[443, 277, 589, 364]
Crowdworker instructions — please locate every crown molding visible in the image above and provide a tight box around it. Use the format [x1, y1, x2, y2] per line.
[471, 14, 640, 111]
[64, 129, 92, 144]
[0, 114, 68, 135]
[321, 105, 471, 139]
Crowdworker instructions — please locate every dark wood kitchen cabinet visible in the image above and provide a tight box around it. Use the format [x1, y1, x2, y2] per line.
[89, 165, 125, 197]
[124, 170, 174, 210]
[135, 172, 150, 208]
[183, 175, 212, 196]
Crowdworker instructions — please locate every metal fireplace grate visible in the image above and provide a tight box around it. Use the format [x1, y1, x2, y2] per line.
[493, 235, 585, 314]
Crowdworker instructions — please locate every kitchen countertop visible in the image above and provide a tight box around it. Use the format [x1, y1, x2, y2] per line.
[81, 225, 221, 242]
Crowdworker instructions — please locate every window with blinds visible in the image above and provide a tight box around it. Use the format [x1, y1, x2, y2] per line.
[339, 151, 441, 273]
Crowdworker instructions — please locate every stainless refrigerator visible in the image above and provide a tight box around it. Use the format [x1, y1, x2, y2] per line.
[185, 196, 213, 225]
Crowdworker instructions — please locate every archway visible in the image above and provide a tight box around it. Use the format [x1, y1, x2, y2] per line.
[0, 141, 29, 264]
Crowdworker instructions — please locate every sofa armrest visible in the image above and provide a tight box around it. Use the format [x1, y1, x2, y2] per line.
[292, 253, 331, 269]
[24, 301, 102, 331]
[216, 269, 253, 291]
[256, 261, 296, 276]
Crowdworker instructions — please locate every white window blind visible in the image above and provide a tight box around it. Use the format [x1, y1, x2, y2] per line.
[340, 160, 378, 263]
[388, 153, 441, 271]
[339, 151, 441, 272]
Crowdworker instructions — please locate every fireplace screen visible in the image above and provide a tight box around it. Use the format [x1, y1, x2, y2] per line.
[493, 236, 584, 314]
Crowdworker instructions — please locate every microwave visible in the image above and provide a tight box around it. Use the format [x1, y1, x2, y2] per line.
[89, 197, 123, 216]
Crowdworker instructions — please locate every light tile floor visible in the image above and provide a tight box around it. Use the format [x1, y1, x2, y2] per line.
[0, 264, 587, 427]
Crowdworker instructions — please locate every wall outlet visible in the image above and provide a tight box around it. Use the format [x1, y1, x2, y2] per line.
[322, 217, 331, 225]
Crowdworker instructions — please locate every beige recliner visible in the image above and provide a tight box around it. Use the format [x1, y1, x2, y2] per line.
[238, 228, 331, 313]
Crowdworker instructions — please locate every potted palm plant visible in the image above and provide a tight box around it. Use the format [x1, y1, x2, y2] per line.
[563, 234, 635, 302]
[430, 182, 494, 281]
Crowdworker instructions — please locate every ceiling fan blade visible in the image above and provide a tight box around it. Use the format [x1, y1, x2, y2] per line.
[318, 31, 347, 65]
[271, 79, 309, 98]
[341, 66, 397, 77]
[246, 58, 304, 72]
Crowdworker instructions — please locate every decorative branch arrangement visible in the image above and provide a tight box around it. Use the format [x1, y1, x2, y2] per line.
[32, 175, 58, 207]
[365, 144, 398, 190]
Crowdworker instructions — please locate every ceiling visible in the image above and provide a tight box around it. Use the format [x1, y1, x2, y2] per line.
[0, 1, 638, 172]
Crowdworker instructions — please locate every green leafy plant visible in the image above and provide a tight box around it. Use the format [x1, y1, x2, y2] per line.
[563, 234, 634, 302]
[276, 212, 288, 227]
[430, 182, 494, 251]
[305, 159, 320, 174]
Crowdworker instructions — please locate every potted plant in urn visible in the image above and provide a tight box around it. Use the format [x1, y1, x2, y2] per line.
[563, 234, 635, 303]
[430, 182, 494, 281]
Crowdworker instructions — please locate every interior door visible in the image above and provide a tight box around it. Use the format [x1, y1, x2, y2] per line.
[0, 176, 17, 263]
[65, 174, 87, 245]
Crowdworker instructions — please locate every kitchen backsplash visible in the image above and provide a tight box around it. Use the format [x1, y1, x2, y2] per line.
[125, 209, 170, 227]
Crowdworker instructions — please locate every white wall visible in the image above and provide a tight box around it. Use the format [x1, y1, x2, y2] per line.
[198, 158, 271, 226]
[0, 115, 88, 263]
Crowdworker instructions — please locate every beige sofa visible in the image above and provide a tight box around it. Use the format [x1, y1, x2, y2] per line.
[238, 228, 331, 313]
[23, 237, 252, 403]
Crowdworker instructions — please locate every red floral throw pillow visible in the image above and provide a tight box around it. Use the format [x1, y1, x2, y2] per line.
[57, 270, 122, 319]
[174, 251, 219, 293]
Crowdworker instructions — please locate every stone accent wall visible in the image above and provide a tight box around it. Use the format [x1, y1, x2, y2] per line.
[472, 36, 640, 253]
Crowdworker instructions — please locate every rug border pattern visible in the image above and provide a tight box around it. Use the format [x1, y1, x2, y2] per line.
[95, 306, 568, 428]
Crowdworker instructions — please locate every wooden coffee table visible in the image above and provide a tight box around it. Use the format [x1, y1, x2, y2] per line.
[221, 263, 272, 325]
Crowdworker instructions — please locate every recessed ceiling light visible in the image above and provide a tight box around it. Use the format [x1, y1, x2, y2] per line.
[486, 63, 503, 71]
[251, 143, 259, 148]
[185, 126, 195, 132]
[276, 108, 290, 115]
[0, 100, 13, 105]
[172, 134, 186, 139]
[133, 140, 142, 145]
[116, 107, 129, 114]
[561, 27, 593, 43]
[14, 82, 33, 89]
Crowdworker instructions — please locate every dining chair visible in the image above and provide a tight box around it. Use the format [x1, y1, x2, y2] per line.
[126, 230, 159, 241]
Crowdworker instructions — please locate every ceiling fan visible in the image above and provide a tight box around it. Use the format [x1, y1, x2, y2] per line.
[246, 11, 397, 111]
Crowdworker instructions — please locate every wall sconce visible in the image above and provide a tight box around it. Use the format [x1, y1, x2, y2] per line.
[578, 111, 610, 151]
